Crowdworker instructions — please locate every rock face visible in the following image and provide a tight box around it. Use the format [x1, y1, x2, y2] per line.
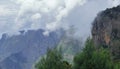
[92, 5, 120, 60]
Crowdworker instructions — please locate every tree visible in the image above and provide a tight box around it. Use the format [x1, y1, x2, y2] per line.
[73, 38, 113, 69]
[35, 48, 71, 69]
[114, 62, 120, 69]
[91, 48, 113, 69]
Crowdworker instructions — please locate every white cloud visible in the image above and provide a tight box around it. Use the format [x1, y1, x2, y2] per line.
[0, 0, 120, 37]
[31, 13, 41, 20]
[14, 0, 62, 17]
[31, 23, 41, 30]
[11, 0, 87, 36]
[108, 0, 120, 7]
[43, 0, 87, 35]
[0, 5, 16, 16]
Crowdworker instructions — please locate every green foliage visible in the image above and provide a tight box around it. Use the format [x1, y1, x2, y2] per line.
[83, 38, 95, 59]
[73, 38, 113, 69]
[114, 62, 120, 69]
[35, 38, 120, 69]
[73, 38, 94, 69]
[35, 48, 71, 69]
[91, 48, 113, 69]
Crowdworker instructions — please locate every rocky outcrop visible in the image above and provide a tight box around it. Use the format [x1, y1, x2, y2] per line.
[92, 5, 120, 60]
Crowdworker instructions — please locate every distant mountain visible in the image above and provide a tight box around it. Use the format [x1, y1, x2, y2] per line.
[92, 5, 120, 60]
[0, 29, 63, 69]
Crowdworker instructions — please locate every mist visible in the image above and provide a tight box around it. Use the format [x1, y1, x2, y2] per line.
[0, 0, 120, 38]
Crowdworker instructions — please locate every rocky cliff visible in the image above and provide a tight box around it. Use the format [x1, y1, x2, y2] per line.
[92, 5, 120, 60]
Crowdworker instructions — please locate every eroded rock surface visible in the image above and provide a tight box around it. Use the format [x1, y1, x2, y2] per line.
[92, 5, 120, 60]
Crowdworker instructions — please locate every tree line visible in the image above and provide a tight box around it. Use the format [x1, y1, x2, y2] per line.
[35, 38, 120, 69]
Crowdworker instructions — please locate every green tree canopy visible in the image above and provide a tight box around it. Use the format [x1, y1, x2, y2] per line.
[35, 48, 71, 69]
[73, 38, 113, 69]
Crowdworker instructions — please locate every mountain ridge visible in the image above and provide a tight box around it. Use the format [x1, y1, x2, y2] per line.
[0, 29, 63, 69]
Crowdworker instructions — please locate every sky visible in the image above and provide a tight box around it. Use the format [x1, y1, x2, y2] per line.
[0, 0, 120, 38]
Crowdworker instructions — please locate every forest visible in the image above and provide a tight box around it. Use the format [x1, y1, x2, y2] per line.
[35, 38, 120, 69]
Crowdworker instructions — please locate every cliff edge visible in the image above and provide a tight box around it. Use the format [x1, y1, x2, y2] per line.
[92, 5, 120, 60]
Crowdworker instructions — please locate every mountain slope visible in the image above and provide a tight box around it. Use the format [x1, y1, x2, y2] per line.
[0, 29, 63, 69]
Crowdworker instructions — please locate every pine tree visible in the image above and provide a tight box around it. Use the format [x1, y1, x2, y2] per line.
[35, 48, 71, 69]
[73, 38, 113, 69]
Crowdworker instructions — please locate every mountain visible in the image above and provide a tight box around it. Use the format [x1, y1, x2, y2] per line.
[92, 5, 120, 60]
[0, 29, 63, 69]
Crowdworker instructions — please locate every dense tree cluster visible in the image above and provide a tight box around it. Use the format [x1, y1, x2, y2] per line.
[73, 38, 113, 69]
[35, 48, 71, 69]
[35, 38, 120, 69]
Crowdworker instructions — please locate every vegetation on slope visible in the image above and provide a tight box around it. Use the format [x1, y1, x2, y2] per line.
[35, 38, 120, 69]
